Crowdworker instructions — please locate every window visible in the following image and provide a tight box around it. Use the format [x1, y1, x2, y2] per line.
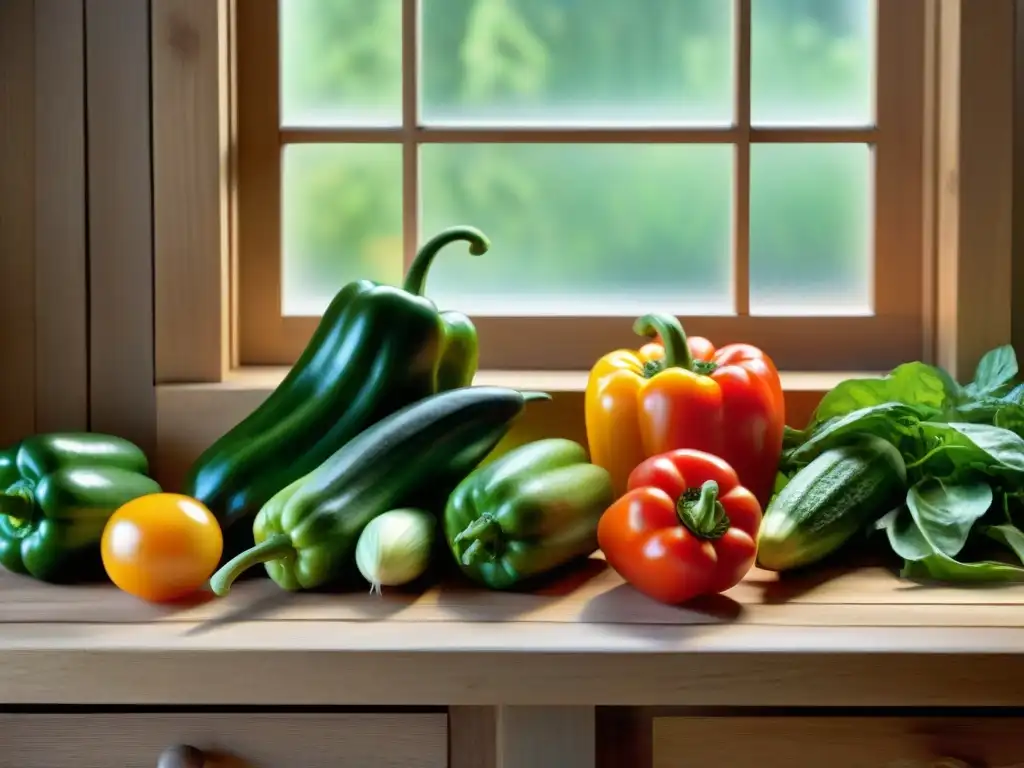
[236, 0, 926, 372]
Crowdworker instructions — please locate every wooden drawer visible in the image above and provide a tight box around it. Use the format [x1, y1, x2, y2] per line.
[0, 712, 446, 767]
[652, 716, 1023, 768]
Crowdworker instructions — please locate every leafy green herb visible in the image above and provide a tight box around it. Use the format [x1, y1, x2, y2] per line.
[781, 403, 921, 469]
[916, 422, 1024, 480]
[904, 478, 991, 557]
[900, 552, 1024, 582]
[808, 362, 954, 429]
[985, 524, 1024, 564]
[784, 343, 1024, 584]
[964, 344, 1018, 398]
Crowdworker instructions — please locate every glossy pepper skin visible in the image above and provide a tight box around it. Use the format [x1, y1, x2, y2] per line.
[445, 438, 613, 590]
[598, 449, 762, 605]
[585, 313, 785, 506]
[183, 226, 491, 555]
[0, 433, 162, 583]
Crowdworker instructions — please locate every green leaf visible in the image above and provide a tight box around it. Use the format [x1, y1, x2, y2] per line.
[993, 403, 1024, 437]
[901, 552, 1024, 583]
[986, 523, 1024, 564]
[905, 478, 992, 557]
[965, 345, 1018, 398]
[809, 362, 955, 428]
[880, 504, 933, 562]
[917, 422, 1024, 479]
[782, 402, 921, 468]
[782, 425, 806, 451]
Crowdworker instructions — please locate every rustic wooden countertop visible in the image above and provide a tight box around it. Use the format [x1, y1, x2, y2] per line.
[3, 558, 1024, 707]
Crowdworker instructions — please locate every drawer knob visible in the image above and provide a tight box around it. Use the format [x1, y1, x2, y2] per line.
[157, 744, 206, 768]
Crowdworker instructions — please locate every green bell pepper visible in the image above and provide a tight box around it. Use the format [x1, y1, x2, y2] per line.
[0, 433, 162, 582]
[184, 226, 491, 559]
[444, 438, 613, 590]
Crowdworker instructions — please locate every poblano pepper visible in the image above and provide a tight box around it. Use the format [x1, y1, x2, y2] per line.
[184, 226, 491, 559]
[444, 438, 613, 590]
[0, 433, 162, 582]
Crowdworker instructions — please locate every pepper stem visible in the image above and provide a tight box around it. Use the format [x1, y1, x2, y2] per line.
[633, 313, 694, 372]
[402, 226, 491, 297]
[0, 488, 34, 521]
[454, 515, 503, 566]
[208, 533, 296, 597]
[521, 391, 552, 403]
[677, 481, 731, 540]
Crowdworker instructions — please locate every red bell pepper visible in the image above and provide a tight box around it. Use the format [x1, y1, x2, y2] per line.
[585, 313, 785, 506]
[597, 448, 762, 605]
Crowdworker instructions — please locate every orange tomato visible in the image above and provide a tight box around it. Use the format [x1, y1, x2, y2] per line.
[101, 493, 223, 603]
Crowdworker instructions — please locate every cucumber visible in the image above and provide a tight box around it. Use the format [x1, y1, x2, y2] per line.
[757, 436, 907, 571]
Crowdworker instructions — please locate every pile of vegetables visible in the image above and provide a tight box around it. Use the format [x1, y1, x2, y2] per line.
[3, 221, 1023, 606]
[766, 345, 1024, 582]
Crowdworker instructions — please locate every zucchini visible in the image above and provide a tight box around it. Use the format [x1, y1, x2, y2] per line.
[757, 436, 907, 571]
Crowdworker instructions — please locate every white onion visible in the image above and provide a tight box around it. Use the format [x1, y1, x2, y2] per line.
[355, 508, 435, 594]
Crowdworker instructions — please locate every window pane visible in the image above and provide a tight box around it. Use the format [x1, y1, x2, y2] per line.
[282, 144, 403, 316]
[280, 0, 402, 127]
[749, 144, 872, 315]
[751, 0, 875, 126]
[420, 0, 734, 127]
[419, 144, 733, 315]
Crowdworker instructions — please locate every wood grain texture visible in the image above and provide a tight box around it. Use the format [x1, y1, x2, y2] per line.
[498, 707, 594, 768]
[4, 621, 1024, 706]
[33, 0, 88, 432]
[652, 717, 1024, 768]
[85, 0, 156, 454]
[4, 567, 1024, 706]
[0, 0, 37, 445]
[153, 0, 230, 383]
[449, 707, 496, 768]
[0, 713, 447, 768]
[935, 0, 1015, 379]
[8, 563, 1024, 625]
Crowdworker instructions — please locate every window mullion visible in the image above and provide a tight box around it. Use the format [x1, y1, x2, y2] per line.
[733, 0, 752, 317]
[402, 0, 419, 273]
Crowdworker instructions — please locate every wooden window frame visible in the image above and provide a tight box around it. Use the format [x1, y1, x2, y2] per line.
[234, 0, 927, 372]
[0, 0, 1014, 473]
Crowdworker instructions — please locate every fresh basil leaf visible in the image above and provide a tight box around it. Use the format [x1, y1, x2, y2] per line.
[965, 344, 1018, 398]
[917, 422, 1024, 479]
[784, 403, 920, 468]
[986, 523, 1024, 564]
[881, 503, 933, 562]
[810, 362, 953, 427]
[905, 478, 992, 557]
[900, 552, 1024, 583]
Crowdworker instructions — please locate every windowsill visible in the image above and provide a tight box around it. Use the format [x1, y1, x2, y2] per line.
[168, 367, 880, 396]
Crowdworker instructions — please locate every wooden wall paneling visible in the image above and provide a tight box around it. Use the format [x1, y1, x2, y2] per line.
[33, 0, 88, 432]
[85, 0, 156, 454]
[152, 0, 232, 384]
[935, 0, 1015, 379]
[0, 0, 37, 445]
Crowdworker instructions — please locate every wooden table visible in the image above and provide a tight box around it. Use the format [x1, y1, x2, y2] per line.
[3, 558, 1024, 767]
